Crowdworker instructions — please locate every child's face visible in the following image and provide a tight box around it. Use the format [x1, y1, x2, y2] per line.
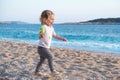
[46, 15, 55, 26]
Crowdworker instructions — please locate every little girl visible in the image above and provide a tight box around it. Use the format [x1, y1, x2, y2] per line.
[35, 10, 67, 76]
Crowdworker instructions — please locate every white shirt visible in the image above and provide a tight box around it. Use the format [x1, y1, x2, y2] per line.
[39, 25, 56, 48]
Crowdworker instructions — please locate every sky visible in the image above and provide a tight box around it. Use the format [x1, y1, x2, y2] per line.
[0, 0, 120, 23]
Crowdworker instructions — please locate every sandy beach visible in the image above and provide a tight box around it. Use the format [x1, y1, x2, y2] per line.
[0, 40, 120, 80]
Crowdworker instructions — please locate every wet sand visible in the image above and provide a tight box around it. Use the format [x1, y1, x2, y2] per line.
[0, 40, 120, 80]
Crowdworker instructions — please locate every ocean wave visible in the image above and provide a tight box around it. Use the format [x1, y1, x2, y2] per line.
[0, 24, 120, 54]
[60, 34, 120, 43]
[24, 31, 38, 34]
[52, 41, 120, 53]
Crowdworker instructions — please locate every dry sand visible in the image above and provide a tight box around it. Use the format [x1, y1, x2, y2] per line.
[0, 40, 120, 80]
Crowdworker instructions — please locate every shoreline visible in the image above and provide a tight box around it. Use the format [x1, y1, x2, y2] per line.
[0, 40, 120, 80]
[2, 39, 120, 55]
[52, 45, 120, 58]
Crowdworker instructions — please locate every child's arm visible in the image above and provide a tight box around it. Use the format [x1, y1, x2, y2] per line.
[53, 35, 67, 42]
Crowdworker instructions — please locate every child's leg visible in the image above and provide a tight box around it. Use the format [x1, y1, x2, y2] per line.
[35, 56, 46, 73]
[42, 48, 54, 72]
[36, 47, 55, 73]
[47, 53, 59, 75]
[47, 54, 54, 72]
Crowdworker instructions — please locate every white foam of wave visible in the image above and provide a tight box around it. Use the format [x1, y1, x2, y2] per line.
[52, 41, 120, 53]
[0, 38, 39, 45]
[24, 31, 38, 34]
[0, 38, 120, 53]
[58, 32, 120, 39]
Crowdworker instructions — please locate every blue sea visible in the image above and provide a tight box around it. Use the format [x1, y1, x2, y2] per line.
[0, 24, 120, 54]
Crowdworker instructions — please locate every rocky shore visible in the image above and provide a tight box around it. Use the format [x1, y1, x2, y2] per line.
[0, 40, 120, 80]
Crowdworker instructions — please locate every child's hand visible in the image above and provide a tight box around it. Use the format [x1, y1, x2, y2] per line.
[62, 38, 67, 42]
[39, 32, 44, 39]
[40, 34, 44, 38]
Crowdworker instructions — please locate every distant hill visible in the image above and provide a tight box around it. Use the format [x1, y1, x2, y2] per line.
[1, 18, 120, 25]
[62, 18, 120, 25]
[0, 21, 28, 24]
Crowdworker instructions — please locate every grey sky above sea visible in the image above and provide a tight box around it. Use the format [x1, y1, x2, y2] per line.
[0, 0, 120, 24]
